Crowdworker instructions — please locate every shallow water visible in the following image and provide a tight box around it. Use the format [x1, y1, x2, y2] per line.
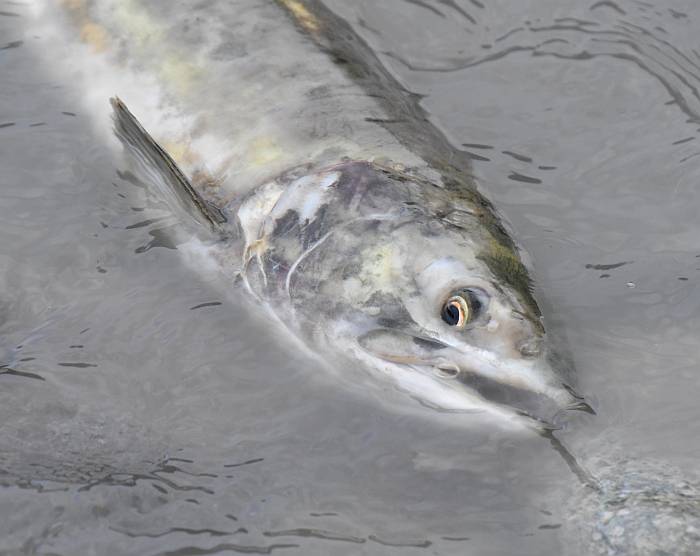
[2, 1, 700, 555]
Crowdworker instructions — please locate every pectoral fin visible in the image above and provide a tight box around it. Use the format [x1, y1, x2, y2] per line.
[110, 97, 227, 235]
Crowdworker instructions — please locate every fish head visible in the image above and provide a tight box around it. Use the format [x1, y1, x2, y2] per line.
[240, 161, 583, 422]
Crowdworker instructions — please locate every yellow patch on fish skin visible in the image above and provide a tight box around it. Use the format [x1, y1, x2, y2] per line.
[59, 0, 86, 12]
[245, 238, 267, 258]
[249, 136, 282, 167]
[359, 244, 400, 291]
[113, 0, 164, 48]
[79, 21, 109, 53]
[160, 140, 200, 168]
[58, 0, 107, 52]
[159, 56, 201, 95]
[243, 238, 269, 274]
[278, 0, 320, 34]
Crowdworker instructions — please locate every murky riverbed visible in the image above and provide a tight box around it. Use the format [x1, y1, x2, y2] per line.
[2, 1, 700, 554]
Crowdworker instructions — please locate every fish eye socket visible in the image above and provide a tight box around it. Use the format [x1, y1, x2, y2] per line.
[440, 288, 487, 329]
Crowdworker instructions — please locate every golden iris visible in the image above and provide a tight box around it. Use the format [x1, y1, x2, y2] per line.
[441, 295, 470, 328]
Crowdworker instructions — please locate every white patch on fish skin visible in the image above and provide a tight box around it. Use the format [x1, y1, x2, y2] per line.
[265, 171, 340, 225]
[297, 172, 339, 221]
[237, 180, 285, 250]
[300, 190, 324, 221]
[319, 172, 339, 190]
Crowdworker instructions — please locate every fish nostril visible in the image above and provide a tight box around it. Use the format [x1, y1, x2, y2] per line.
[518, 338, 542, 357]
[434, 362, 460, 379]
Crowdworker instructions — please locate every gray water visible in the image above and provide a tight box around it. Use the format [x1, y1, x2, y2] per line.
[2, 1, 700, 555]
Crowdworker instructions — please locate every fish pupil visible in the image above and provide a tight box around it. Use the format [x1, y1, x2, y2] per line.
[442, 304, 460, 326]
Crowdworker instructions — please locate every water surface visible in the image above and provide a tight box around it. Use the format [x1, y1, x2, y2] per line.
[2, 1, 700, 554]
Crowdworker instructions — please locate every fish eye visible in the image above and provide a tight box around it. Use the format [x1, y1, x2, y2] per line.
[440, 289, 486, 329]
[441, 295, 470, 328]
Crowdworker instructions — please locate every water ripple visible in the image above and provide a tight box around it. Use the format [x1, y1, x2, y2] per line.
[111, 526, 246, 539]
[263, 528, 365, 544]
[387, 0, 700, 123]
[0, 365, 44, 381]
[0, 39, 22, 49]
[151, 543, 299, 556]
[368, 534, 432, 547]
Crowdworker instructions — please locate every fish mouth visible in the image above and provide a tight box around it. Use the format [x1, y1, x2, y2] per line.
[358, 328, 590, 424]
[441, 365, 590, 423]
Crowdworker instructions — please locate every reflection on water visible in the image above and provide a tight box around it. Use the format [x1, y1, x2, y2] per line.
[2, 0, 700, 554]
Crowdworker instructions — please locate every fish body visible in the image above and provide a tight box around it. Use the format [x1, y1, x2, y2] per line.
[29, 0, 580, 423]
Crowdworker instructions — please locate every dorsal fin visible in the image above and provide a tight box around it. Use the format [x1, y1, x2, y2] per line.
[110, 97, 227, 234]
